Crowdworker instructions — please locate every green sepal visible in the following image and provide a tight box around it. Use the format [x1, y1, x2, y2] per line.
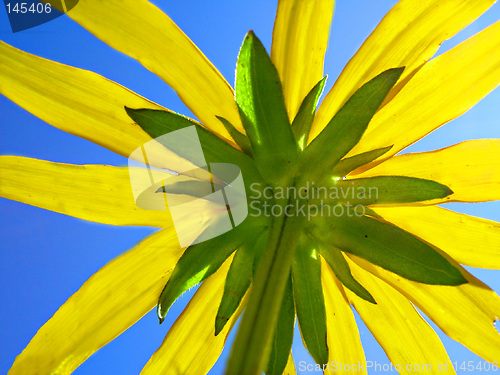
[215, 244, 253, 336]
[301, 68, 404, 180]
[252, 228, 270, 277]
[157, 220, 255, 323]
[312, 215, 467, 286]
[216, 116, 253, 156]
[291, 76, 327, 151]
[333, 176, 453, 205]
[235, 31, 298, 182]
[125, 108, 259, 183]
[319, 245, 376, 304]
[266, 275, 295, 375]
[292, 240, 329, 366]
[226, 206, 303, 374]
[331, 145, 393, 178]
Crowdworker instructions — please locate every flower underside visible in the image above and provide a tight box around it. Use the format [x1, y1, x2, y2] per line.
[127, 31, 466, 374]
[2, 0, 500, 374]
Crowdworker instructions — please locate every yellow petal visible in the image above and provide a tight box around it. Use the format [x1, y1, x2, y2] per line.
[0, 155, 172, 227]
[321, 257, 367, 374]
[0, 156, 173, 227]
[310, 0, 497, 140]
[271, 0, 334, 120]
[0, 41, 163, 159]
[283, 352, 296, 375]
[65, 0, 241, 138]
[9, 228, 183, 375]
[140, 256, 247, 375]
[0, 156, 217, 230]
[346, 260, 455, 374]
[372, 206, 500, 269]
[357, 140, 500, 203]
[351, 255, 500, 363]
[347, 20, 500, 158]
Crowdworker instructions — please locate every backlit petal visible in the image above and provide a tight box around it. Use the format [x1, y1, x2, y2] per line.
[372, 206, 500, 269]
[311, 0, 497, 139]
[140, 257, 247, 375]
[9, 228, 183, 375]
[0, 41, 165, 159]
[347, 260, 455, 374]
[0, 156, 171, 227]
[271, 0, 334, 119]
[357, 140, 500, 203]
[321, 258, 367, 374]
[66, 0, 241, 138]
[348, 20, 500, 158]
[352, 256, 500, 363]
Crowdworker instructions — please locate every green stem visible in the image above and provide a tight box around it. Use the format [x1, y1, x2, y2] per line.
[225, 196, 303, 375]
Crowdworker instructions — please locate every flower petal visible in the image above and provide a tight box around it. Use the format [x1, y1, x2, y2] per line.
[372, 206, 500, 269]
[66, 0, 241, 138]
[311, 0, 497, 139]
[357, 140, 500, 203]
[0, 156, 171, 227]
[352, 255, 500, 363]
[347, 20, 500, 158]
[346, 260, 455, 373]
[271, 0, 334, 119]
[321, 258, 367, 374]
[9, 228, 183, 375]
[0, 41, 165, 159]
[140, 256, 247, 375]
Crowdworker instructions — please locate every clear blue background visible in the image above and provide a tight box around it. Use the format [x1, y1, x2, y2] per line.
[0, 1, 499, 374]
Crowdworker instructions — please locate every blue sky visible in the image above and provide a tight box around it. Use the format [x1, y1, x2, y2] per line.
[0, 1, 499, 374]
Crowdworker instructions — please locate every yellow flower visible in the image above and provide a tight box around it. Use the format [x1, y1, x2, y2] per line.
[1, 1, 500, 374]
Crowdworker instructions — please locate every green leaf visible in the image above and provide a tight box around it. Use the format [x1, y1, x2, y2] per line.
[266, 275, 295, 375]
[301, 68, 404, 179]
[216, 116, 253, 156]
[125, 108, 259, 182]
[333, 176, 453, 205]
[319, 245, 375, 304]
[215, 244, 253, 336]
[291, 77, 327, 151]
[157, 220, 256, 323]
[292, 240, 328, 365]
[235, 31, 298, 182]
[331, 145, 393, 177]
[312, 215, 467, 286]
